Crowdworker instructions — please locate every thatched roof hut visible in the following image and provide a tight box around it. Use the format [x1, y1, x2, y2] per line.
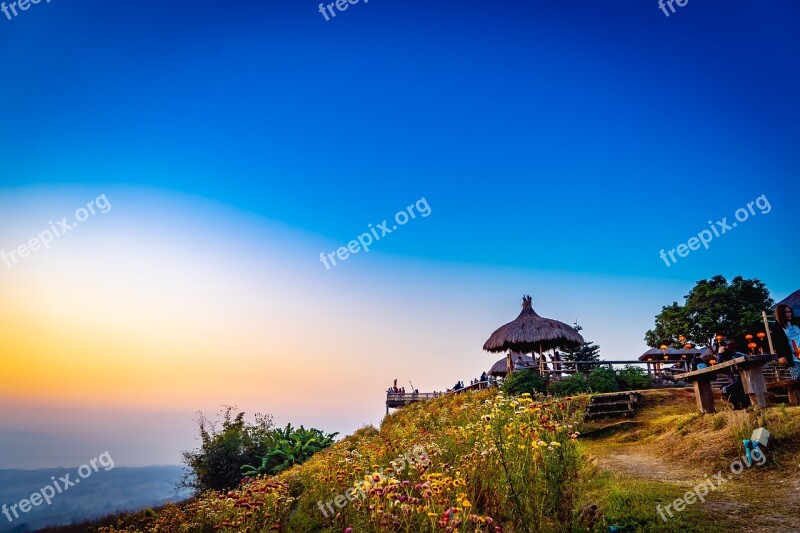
[483, 295, 584, 375]
[483, 295, 584, 354]
[488, 353, 535, 377]
[777, 290, 800, 315]
[638, 347, 712, 363]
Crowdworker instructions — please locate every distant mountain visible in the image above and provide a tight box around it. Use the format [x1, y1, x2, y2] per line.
[0, 466, 189, 532]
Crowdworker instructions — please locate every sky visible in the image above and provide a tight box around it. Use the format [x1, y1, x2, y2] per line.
[0, 0, 798, 468]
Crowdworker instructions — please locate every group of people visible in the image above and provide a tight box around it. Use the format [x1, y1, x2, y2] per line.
[451, 372, 491, 391]
[387, 385, 420, 395]
[681, 304, 800, 381]
[513, 352, 562, 371]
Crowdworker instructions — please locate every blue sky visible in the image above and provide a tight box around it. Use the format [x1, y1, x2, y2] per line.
[1, 0, 798, 467]
[2, 0, 798, 283]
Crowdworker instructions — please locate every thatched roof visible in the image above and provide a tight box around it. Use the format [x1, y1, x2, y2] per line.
[488, 353, 535, 376]
[483, 295, 584, 354]
[777, 290, 800, 312]
[638, 347, 712, 362]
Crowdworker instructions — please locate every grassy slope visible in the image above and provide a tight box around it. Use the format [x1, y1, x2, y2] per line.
[67, 388, 800, 532]
[582, 388, 800, 531]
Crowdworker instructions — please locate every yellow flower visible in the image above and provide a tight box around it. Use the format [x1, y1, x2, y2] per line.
[462, 499, 472, 508]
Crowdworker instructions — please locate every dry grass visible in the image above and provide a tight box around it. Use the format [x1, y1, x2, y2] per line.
[583, 388, 800, 531]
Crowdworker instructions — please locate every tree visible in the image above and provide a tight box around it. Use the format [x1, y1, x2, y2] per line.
[560, 322, 601, 372]
[181, 406, 276, 492]
[644, 275, 773, 351]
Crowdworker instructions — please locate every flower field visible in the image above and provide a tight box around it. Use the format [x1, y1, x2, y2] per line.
[100, 390, 589, 532]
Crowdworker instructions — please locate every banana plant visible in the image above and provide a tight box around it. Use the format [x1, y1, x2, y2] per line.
[241, 424, 338, 476]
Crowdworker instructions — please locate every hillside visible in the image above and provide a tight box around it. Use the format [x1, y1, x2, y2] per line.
[87, 389, 800, 532]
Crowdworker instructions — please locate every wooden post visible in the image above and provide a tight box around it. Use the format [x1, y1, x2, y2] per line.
[763, 310, 775, 354]
[787, 383, 800, 406]
[740, 367, 768, 408]
[693, 379, 716, 413]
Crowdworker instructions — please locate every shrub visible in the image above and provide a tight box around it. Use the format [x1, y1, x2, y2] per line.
[503, 368, 548, 396]
[616, 365, 651, 391]
[181, 407, 277, 492]
[241, 424, 338, 476]
[549, 374, 591, 396]
[180, 407, 337, 493]
[588, 367, 619, 393]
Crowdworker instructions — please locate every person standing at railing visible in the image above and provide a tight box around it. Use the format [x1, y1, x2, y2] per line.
[771, 304, 800, 380]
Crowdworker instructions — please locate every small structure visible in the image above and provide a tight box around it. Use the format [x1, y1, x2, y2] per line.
[638, 347, 712, 377]
[385, 391, 444, 414]
[776, 289, 800, 317]
[483, 295, 584, 375]
[488, 353, 535, 377]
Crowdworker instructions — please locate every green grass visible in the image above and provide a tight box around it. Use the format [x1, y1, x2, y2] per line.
[583, 471, 731, 532]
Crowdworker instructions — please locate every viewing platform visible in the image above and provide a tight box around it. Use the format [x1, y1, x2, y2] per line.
[385, 381, 494, 413]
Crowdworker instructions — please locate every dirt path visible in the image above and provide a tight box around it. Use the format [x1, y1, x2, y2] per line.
[592, 445, 701, 485]
[590, 443, 800, 532]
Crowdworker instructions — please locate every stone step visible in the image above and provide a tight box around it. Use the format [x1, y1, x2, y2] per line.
[584, 409, 636, 421]
[586, 401, 634, 412]
[591, 392, 641, 404]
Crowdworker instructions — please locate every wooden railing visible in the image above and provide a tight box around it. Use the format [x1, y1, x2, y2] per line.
[385, 381, 498, 412]
[452, 380, 494, 394]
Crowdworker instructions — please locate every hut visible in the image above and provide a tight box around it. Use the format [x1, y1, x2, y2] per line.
[638, 347, 712, 376]
[488, 353, 535, 377]
[483, 295, 584, 376]
[776, 290, 800, 316]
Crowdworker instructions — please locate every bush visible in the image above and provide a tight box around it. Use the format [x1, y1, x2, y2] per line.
[181, 407, 277, 492]
[616, 365, 651, 391]
[549, 374, 591, 396]
[588, 367, 619, 393]
[503, 368, 548, 396]
[180, 407, 337, 493]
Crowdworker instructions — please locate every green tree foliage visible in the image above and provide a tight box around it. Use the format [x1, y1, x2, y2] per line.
[560, 323, 601, 371]
[241, 424, 338, 476]
[616, 365, 651, 390]
[502, 368, 548, 396]
[587, 367, 619, 393]
[644, 275, 773, 350]
[180, 407, 337, 493]
[548, 374, 591, 396]
[181, 407, 276, 492]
